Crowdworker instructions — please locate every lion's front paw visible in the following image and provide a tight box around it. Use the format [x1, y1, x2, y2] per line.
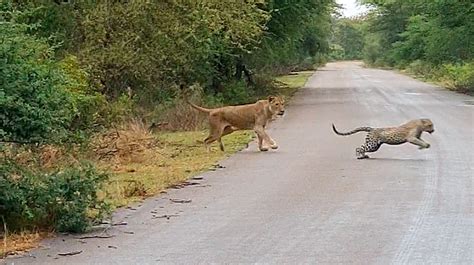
[270, 144, 278, 150]
[259, 147, 269, 152]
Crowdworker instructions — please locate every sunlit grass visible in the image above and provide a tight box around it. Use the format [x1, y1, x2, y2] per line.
[103, 130, 254, 207]
[275, 71, 314, 98]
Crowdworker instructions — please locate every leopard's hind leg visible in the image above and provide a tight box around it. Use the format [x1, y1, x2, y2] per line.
[356, 134, 381, 159]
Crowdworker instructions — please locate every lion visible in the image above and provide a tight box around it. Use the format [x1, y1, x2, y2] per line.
[188, 96, 285, 152]
[332, 119, 435, 159]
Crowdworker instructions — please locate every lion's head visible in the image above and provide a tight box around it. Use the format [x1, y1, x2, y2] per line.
[268, 96, 285, 116]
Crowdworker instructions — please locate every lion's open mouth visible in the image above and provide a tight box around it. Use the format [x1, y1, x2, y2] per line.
[278, 111, 285, 115]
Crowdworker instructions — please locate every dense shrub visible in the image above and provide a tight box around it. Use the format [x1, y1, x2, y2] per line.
[406, 60, 436, 77]
[406, 60, 474, 92]
[0, 21, 75, 144]
[58, 55, 108, 132]
[0, 161, 109, 233]
[440, 62, 474, 92]
[0, 9, 110, 144]
[358, 1, 472, 92]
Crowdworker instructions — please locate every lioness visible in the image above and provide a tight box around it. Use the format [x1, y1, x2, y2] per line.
[332, 119, 434, 159]
[188, 96, 285, 152]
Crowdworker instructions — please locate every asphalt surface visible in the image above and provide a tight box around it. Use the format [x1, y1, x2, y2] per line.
[7, 61, 473, 264]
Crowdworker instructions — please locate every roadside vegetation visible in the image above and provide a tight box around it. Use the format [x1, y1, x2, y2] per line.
[1, 0, 329, 257]
[328, 17, 364, 61]
[329, 1, 473, 93]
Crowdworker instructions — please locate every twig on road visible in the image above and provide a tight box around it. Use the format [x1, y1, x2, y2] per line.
[57, 250, 82, 256]
[152, 214, 179, 220]
[76, 235, 115, 239]
[169, 198, 192, 203]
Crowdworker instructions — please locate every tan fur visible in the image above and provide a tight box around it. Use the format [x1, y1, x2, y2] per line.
[188, 96, 285, 151]
[376, 119, 435, 146]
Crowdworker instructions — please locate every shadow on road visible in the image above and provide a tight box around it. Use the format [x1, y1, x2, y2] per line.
[366, 157, 427, 162]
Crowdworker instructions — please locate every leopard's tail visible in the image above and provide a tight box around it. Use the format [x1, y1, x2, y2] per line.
[332, 124, 373, 136]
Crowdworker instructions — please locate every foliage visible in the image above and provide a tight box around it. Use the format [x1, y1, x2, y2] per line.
[0, 6, 107, 144]
[9, 1, 333, 105]
[360, 0, 473, 65]
[357, 0, 473, 91]
[440, 62, 474, 92]
[329, 18, 364, 60]
[58, 55, 108, 132]
[0, 18, 75, 144]
[0, 160, 109, 233]
[406, 60, 474, 93]
[249, 0, 334, 74]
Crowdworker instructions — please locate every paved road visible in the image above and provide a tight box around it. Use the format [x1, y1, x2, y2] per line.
[8, 62, 473, 264]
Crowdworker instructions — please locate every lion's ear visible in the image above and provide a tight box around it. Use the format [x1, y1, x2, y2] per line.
[268, 96, 275, 102]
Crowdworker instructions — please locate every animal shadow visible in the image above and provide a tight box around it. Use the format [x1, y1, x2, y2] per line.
[366, 157, 427, 162]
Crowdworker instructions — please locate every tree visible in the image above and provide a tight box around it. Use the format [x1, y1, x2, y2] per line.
[329, 18, 364, 60]
[360, 0, 473, 66]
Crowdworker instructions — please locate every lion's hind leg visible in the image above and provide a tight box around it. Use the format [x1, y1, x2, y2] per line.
[217, 125, 236, 152]
[204, 124, 225, 152]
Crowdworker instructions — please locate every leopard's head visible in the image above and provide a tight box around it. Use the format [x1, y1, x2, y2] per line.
[421, 119, 434, 134]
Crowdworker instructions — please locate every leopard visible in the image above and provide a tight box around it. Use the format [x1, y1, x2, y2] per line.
[187, 96, 285, 152]
[332, 119, 434, 159]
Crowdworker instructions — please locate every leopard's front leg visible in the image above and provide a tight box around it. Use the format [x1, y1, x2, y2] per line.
[408, 137, 430, 149]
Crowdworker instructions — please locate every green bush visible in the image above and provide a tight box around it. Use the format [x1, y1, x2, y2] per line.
[0, 14, 106, 143]
[440, 62, 474, 92]
[406, 60, 435, 77]
[0, 161, 109, 233]
[406, 60, 474, 92]
[218, 80, 256, 105]
[329, 44, 346, 61]
[59, 55, 108, 132]
[0, 18, 75, 144]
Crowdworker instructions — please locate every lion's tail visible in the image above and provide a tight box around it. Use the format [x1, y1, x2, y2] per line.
[332, 124, 373, 136]
[187, 99, 212, 113]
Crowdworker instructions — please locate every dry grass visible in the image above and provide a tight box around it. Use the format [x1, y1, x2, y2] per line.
[3, 144, 77, 170]
[91, 118, 159, 164]
[1, 230, 50, 258]
[158, 98, 206, 131]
